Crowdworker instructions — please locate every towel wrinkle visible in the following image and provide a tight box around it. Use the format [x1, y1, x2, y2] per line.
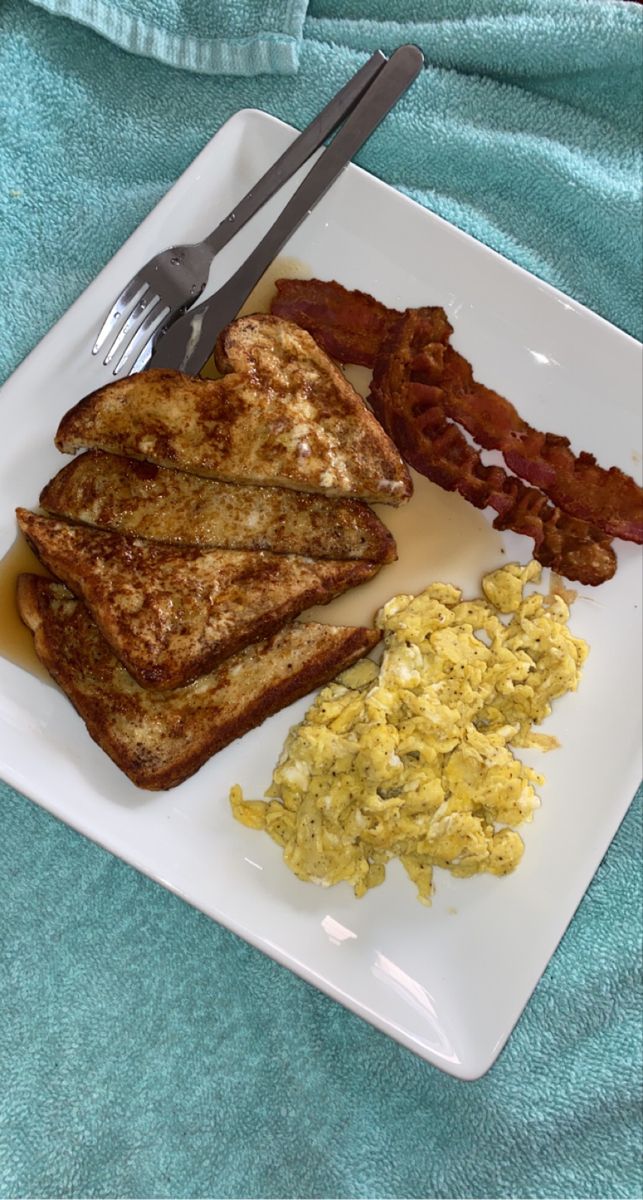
[26, 0, 309, 74]
[305, 8, 642, 76]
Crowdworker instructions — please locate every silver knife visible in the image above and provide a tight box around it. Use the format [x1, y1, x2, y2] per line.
[146, 44, 424, 377]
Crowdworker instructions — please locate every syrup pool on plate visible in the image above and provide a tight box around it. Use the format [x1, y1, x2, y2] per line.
[309, 362, 503, 627]
[0, 533, 53, 682]
[201, 255, 505, 625]
[0, 254, 503, 680]
[305, 468, 503, 628]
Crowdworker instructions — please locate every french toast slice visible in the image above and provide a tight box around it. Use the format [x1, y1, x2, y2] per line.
[17, 509, 380, 690]
[40, 450, 397, 564]
[55, 315, 412, 505]
[18, 575, 381, 790]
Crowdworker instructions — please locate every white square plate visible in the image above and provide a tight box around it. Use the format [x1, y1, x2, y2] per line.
[1, 109, 641, 1080]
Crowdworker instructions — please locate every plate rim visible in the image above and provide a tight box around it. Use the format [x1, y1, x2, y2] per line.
[1, 105, 641, 1082]
[3, 106, 641, 410]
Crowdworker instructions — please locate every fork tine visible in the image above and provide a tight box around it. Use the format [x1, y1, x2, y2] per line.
[112, 299, 171, 376]
[103, 290, 161, 366]
[129, 333, 161, 376]
[92, 279, 150, 356]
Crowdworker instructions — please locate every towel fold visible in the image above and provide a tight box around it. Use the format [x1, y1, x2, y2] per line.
[1, 0, 640, 389]
[309, 0, 642, 75]
[25, 0, 309, 74]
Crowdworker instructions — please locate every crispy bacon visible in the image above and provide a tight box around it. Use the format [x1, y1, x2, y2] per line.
[411, 347, 643, 543]
[271, 277, 643, 547]
[272, 277, 455, 366]
[369, 310, 617, 586]
[272, 277, 404, 366]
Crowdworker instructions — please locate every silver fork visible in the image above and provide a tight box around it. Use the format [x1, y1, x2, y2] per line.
[92, 51, 387, 377]
[146, 44, 424, 379]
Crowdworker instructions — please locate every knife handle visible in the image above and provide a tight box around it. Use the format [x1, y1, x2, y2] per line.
[151, 44, 424, 375]
[203, 50, 388, 256]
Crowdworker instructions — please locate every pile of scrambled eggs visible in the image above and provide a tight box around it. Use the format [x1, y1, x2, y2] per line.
[230, 562, 588, 902]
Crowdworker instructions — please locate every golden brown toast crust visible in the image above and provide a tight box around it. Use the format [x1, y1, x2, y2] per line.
[55, 316, 412, 505]
[17, 508, 380, 690]
[18, 574, 381, 790]
[40, 450, 397, 564]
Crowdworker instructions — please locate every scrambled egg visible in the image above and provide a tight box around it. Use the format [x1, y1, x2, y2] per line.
[230, 562, 588, 902]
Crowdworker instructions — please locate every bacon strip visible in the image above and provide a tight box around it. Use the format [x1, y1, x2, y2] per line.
[273, 277, 456, 366]
[369, 310, 616, 586]
[271, 278, 642, 545]
[411, 346, 643, 543]
[272, 277, 405, 365]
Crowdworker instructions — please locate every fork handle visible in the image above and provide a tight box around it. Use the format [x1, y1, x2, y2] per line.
[150, 44, 424, 376]
[203, 50, 388, 256]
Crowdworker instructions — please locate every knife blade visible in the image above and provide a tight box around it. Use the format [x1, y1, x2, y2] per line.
[146, 44, 424, 377]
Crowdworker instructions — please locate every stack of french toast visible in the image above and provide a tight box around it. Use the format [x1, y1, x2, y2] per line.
[17, 315, 412, 789]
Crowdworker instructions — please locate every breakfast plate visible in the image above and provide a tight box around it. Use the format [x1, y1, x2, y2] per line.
[1, 108, 641, 1080]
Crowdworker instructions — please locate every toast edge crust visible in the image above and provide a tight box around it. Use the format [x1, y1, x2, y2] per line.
[54, 319, 414, 507]
[39, 452, 399, 566]
[16, 508, 382, 690]
[17, 574, 382, 790]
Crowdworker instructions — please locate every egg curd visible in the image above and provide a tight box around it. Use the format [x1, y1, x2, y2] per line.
[230, 562, 588, 902]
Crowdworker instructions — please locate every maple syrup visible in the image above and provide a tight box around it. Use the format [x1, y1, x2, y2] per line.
[305, 468, 503, 629]
[0, 254, 505, 680]
[1, 257, 313, 684]
[197, 257, 504, 626]
[307, 363, 504, 626]
[0, 532, 52, 681]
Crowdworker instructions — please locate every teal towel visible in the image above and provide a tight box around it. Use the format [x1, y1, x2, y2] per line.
[1, 1, 642, 1197]
[25, 0, 309, 74]
[1, 0, 641, 384]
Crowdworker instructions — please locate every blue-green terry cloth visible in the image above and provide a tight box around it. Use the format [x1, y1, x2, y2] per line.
[24, 0, 309, 74]
[1, 0, 641, 386]
[1, 1, 642, 1197]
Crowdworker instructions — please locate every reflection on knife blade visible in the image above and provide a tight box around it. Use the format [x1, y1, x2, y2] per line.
[144, 44, 424, 377]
